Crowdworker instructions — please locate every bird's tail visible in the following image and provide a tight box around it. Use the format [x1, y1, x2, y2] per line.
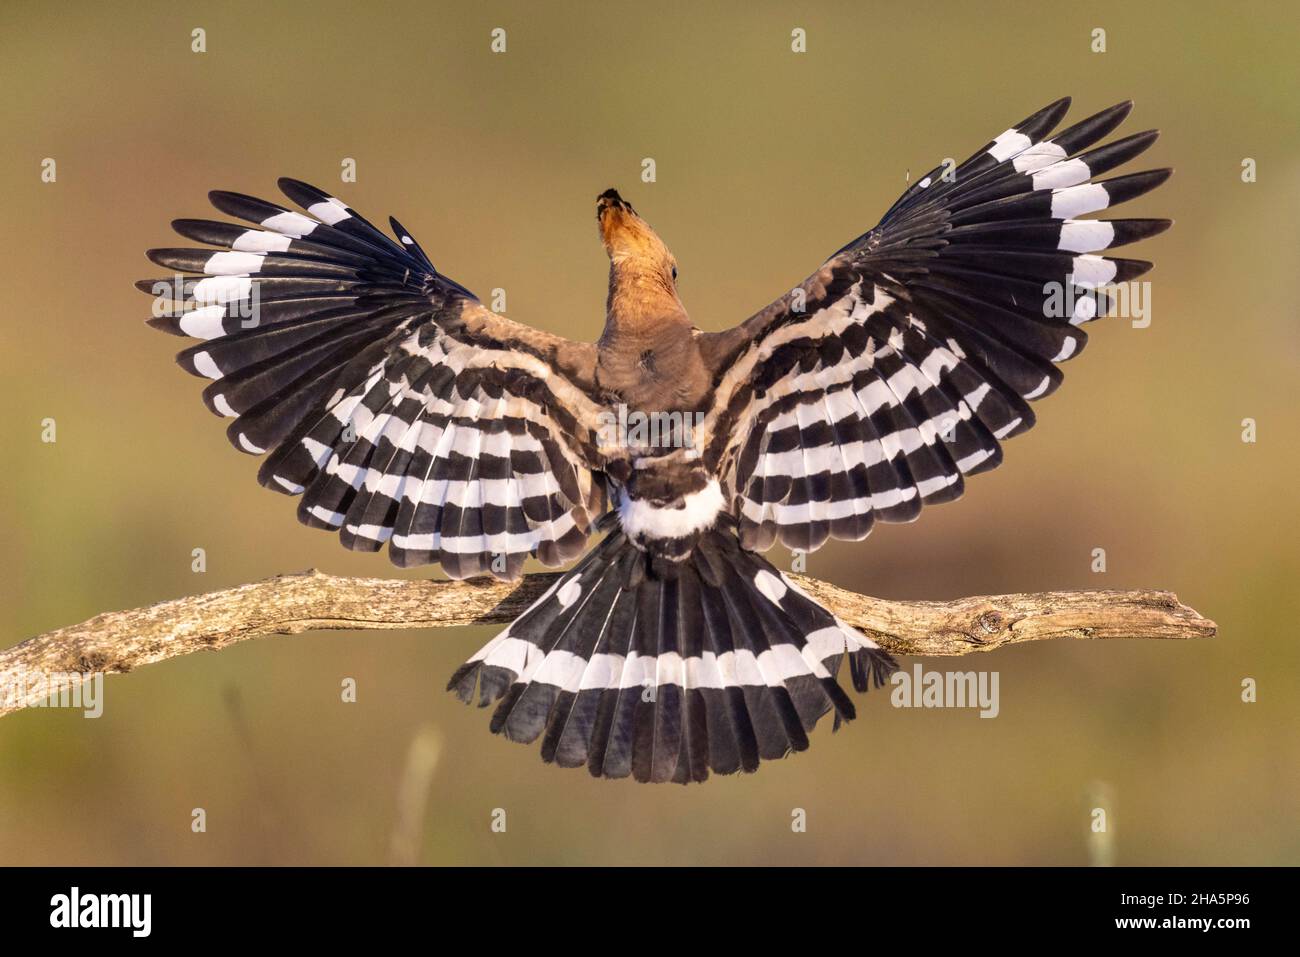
[447, 527, 897, 783]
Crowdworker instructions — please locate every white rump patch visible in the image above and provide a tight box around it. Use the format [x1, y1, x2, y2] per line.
[617, 479, 725, 542]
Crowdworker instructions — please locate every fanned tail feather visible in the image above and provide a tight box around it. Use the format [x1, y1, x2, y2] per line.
[448, 528, 896, 783]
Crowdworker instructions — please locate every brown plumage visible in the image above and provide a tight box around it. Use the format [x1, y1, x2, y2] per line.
[594, 189, 712, 417]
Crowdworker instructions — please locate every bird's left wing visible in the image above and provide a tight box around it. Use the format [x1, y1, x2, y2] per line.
[695, 97, 1171, 553]
[140, 179, 610, 579]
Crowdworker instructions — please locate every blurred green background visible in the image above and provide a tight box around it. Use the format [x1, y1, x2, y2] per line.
[1, 0, 1296, 866]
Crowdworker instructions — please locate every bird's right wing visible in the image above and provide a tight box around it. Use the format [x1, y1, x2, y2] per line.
[140, 178, 611, 579]
[695, 98, 1171, 553]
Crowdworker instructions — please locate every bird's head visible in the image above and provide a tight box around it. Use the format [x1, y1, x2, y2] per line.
[597, 189, 678, 293]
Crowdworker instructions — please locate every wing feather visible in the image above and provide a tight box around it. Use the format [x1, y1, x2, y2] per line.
[141, 180, 609, 579]
[697, 98, 1171, 552]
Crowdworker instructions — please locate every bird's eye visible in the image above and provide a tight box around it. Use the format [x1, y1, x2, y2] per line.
[671, 266, 678, 281]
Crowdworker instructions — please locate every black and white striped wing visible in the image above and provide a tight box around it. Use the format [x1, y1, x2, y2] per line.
[140, 179, 609, 579]
[696, 98, 1171, 553]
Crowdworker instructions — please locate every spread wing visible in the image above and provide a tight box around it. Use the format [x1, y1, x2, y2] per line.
[695, 97, 1172, 553]
[140, 179, 610, 580]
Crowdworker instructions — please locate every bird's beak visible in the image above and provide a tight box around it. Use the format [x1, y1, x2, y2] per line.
[597, 188, 638, 247]
[596, 187, 635, 220]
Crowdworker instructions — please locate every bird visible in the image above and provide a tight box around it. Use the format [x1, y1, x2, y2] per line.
[139, 96, 1171, 784]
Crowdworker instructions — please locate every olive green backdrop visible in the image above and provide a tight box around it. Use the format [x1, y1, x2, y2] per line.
[1, 0, 1296, 865]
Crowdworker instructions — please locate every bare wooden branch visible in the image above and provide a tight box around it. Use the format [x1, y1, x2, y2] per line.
[0, 569, 1215, 717]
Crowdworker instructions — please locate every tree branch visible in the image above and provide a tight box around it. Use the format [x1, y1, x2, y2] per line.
[0, 569, 1215, 717]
